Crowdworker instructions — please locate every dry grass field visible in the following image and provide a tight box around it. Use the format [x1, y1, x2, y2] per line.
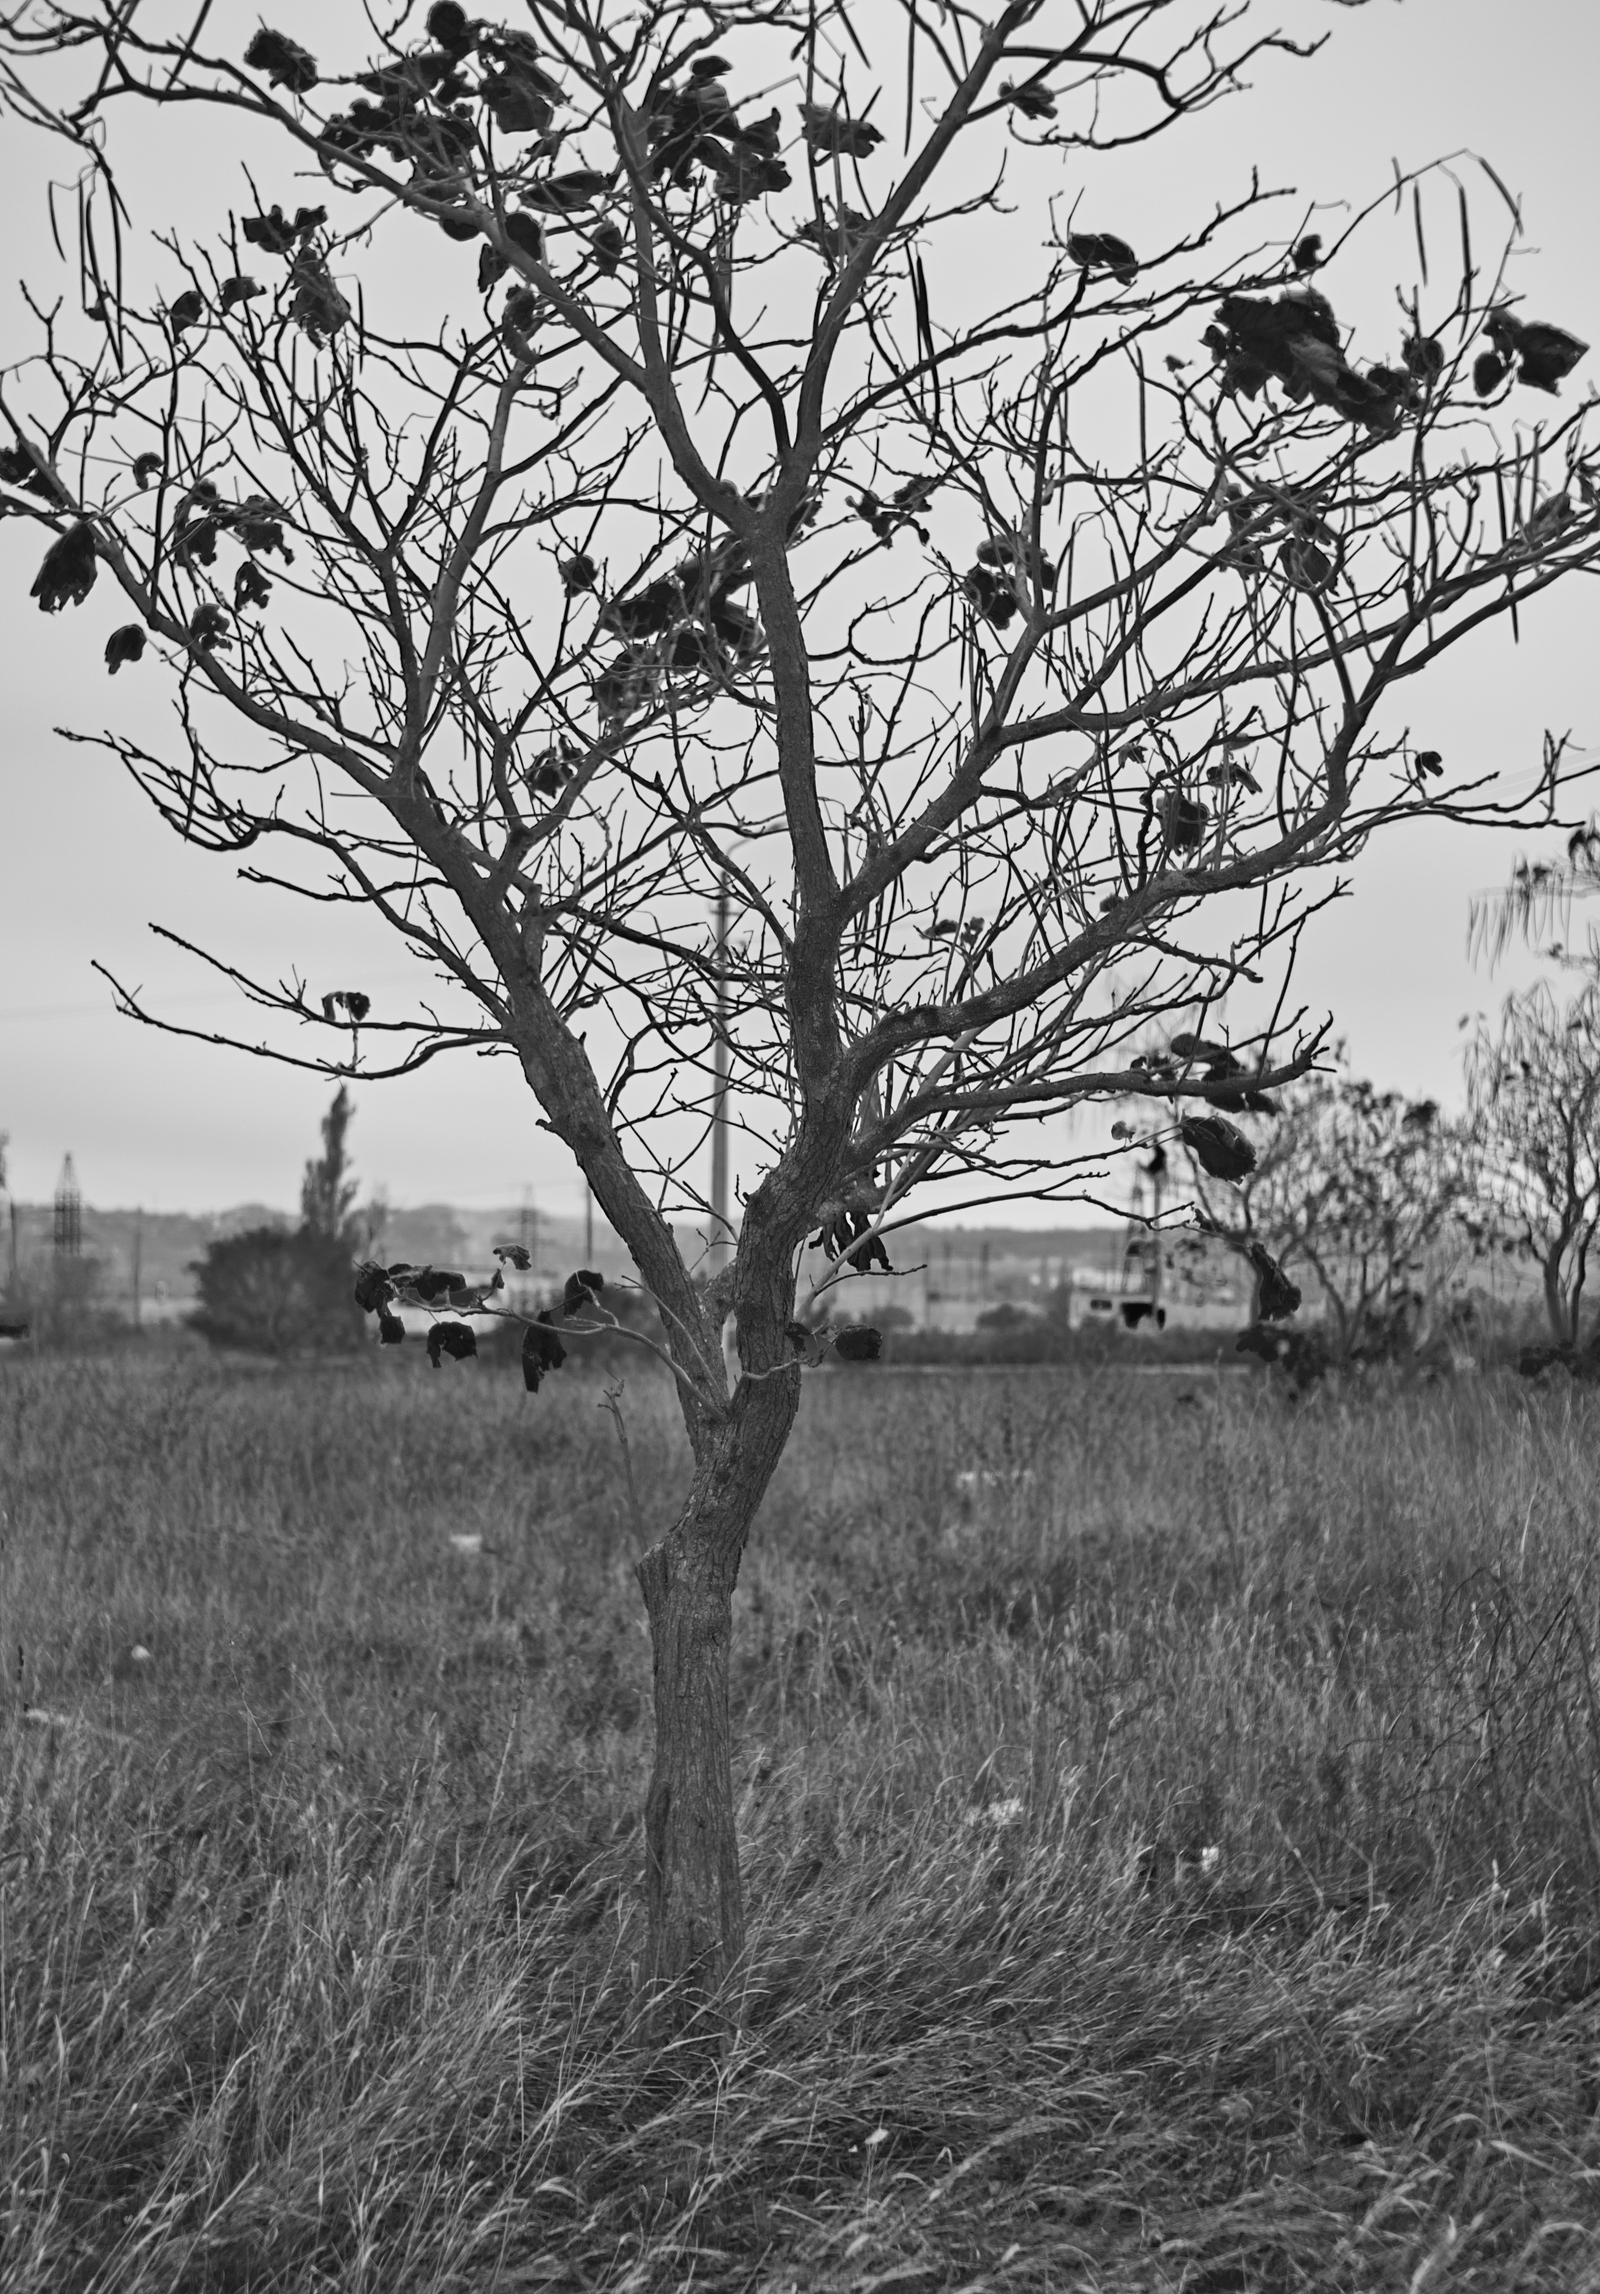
[4, 1350, 1600, 2291]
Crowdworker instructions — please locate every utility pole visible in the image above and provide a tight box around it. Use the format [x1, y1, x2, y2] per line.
[708, 872, 732, 1276]
[131, 1207, 143, 1329]
[53, 1154, 82, 1255]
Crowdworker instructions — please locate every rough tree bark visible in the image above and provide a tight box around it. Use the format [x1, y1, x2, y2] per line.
[635, 1370, 799, 1987]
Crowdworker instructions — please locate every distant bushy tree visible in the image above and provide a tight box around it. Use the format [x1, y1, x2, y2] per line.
[191, 1224, 365, 1354]
[1467, 975, 1600, 1347]
[193, 1086, 369, 1350]
[1184, 1068, 1474, 1360]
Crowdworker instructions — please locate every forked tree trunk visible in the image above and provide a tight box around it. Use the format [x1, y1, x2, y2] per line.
[633, 1365, 798, 1993]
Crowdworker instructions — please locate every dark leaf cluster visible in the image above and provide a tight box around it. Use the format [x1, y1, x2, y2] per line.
[591, 220, 625, 275]
[810, 1193, 892, 1272]
[478, 32, 566, 137]
[235, 561, 272, 611]
[961, 532, 1055, 627]
[1001, 81, 1056, 122]
[0, 443, 61, 500]
[522, 170, 611, 214]
[1220, 482, 1341, 592]
[1481, 311, 1588, 397]
[244, 29, 319, 95]
[799, 103, 883, 161]
[288, 249, 352, 345]
[650, 63, 790, 202]
[1204, 290, 1415, 432]
[529, 741, 577, 799]
[1066, 232, 1138, 285]
[562, 1268, 605, 1316]
[320, 989, 371, 1023]
[1175, 1038, 1278, 1115]
[104, 623, 145, 673]
[851, 474, 940, 546]
[521, 1311, 567, 1391]
[1154, 788, 1209, 851]
[189, 603, 229, 649]
[241, 205, 327, 257]
[30, 521, 97, 613]
[426, 1319, 477, 1367]
[588, 533, 762, 719]
[797, 206, 870, 263]
[1180, 1114, 1257, 1183]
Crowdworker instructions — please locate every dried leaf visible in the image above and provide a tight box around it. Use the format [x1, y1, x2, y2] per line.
[105, 624, 145, 673]
[562, 1268, 605, 1315]
[426, 1320, 477, 1367]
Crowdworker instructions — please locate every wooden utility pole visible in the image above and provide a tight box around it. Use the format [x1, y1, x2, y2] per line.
[131, 1207, 143, 1329]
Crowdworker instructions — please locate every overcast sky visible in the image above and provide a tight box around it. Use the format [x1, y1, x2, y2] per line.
[2, 0, 1597, 1221]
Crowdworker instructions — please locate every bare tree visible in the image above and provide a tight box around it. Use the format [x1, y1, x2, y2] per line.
[3, 0, 1598, 1990]
[1466, 974, 1600, 1348]
[1182, 1064, 1474, 1359]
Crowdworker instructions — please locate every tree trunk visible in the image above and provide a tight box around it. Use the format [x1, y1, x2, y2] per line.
[1544, 1251, 1576, 1345]
[634, 1363, 798, 1995]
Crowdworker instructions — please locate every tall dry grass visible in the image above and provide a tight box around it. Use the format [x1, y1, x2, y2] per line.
[4, 1351, 1600, 2290]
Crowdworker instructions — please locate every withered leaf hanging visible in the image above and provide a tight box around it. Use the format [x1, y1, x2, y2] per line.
[105, 624, 145, 673]
[410, 1267, 465, 1303]
[241, 205, 326, 257]
[800, 103, 883, 159]
[31, 523, 97, 613]
[244, 29, 319, 94]
[562, 1269, 605, 1315]
[320, 989, 370, 1023]
[1180, 1115, 1257, 1183]
[1067, 231, 1139, 285]
[522, 1312, 567, 1392]
[427, 1320, 477, 1368]
[352, 1262, 395, 1313]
